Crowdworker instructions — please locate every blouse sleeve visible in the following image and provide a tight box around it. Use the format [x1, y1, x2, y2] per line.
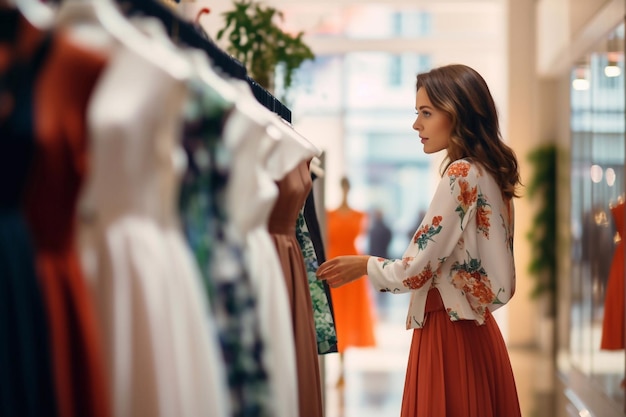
[366, 160, 479, 293]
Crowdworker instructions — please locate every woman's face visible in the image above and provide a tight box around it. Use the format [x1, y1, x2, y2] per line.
[412, 87, 452, 154]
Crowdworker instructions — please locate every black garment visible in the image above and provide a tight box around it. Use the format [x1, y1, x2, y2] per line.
[0, 20, 58, 417]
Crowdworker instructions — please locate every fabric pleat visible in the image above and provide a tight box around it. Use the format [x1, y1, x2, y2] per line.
[401, 289, 521, 417]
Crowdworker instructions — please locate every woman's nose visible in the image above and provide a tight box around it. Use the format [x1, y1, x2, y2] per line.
[412, 119, 421, 131]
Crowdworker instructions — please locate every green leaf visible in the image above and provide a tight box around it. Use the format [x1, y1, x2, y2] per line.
[525, 144, 558, 307]
[214, 0, 316, 96]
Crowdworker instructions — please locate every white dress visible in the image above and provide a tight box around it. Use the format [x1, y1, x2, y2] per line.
[80, 41, 229, 417]
[223, 105, 299, 417]
[224, 88, 323, 416]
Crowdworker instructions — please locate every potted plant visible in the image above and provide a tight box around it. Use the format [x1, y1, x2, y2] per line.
[526, 143, 558, 353]
[216, 0, 315, 99]
[526, 144, 558, 310]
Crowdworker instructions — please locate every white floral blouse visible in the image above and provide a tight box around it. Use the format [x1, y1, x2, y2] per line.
[367, 159, 516, 329]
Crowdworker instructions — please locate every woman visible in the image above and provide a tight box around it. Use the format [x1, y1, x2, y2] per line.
[316, 64, 522, 417]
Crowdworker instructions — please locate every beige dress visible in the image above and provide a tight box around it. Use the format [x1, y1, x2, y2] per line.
[268, 160, 323, 417]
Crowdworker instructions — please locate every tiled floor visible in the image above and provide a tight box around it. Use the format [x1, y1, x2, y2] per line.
[323, 294, 556, 417]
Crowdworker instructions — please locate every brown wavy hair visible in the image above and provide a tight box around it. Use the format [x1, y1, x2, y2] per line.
[416, 64, 522, 199]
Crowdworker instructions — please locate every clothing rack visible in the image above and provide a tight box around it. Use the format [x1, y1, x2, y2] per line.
[120, 0, 292, 122]
[247, 77, 291, 122]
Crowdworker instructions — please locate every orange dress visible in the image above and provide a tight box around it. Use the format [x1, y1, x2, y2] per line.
[601, 202, 625, 350]
[20, 24, 111, 417]
[326, 208, 376, 353]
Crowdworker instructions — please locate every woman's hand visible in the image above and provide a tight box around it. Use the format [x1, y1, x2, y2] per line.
[316, 255, 370, 288]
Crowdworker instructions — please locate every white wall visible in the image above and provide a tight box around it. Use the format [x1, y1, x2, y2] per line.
[536, 0, 624, 77]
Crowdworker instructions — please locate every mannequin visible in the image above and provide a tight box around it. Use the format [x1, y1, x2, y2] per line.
[601, 197, 625, 351]
[325, 177, 376, 386]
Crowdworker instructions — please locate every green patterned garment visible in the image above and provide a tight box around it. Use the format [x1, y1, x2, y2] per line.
[179, 80, 272, 417]
[295, 210, 337, 354]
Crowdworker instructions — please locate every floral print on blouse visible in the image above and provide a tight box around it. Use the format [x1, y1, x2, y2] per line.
[366, 159, 516, 329]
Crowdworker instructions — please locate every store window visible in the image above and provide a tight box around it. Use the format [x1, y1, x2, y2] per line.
[389, 55, 403, 87]
[387, 54, 431, 88]
[567, 22, 625, 407]
[390, 10, 432, 38]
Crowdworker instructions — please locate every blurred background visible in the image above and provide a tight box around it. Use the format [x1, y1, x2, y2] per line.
[12, 0, 626, 417]
[184, 1, 625, 415]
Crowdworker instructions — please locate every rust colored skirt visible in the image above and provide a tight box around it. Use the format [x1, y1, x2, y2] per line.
[401, 289, 521, 417]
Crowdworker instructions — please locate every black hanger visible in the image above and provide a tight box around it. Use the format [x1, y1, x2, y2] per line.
[247, 77, 291, 123]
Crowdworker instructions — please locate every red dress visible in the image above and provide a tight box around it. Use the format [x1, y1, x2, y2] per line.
[21, 24, 111, 417]
[326, 208, 376, 353]
[601, 202, 625, 350]
[0, 12, 58, 417]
